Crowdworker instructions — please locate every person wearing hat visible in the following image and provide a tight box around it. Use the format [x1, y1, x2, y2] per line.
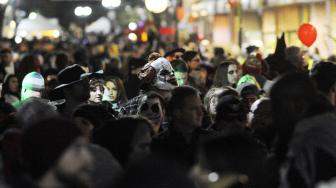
[12, 72, 45, 109]
[20, 117, 93, 188]
[51, 64, 103, 117]
[164, 48, 185, 62]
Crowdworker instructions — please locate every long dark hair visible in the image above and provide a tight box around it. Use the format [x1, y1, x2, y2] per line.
[105, 76, 128, 104]
[1, 74, 19, 98]
[213, 60, 240, 87]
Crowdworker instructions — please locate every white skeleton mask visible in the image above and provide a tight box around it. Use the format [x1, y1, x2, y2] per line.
[227, 64, 240, 85]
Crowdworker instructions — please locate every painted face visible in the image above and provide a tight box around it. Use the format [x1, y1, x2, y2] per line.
[175, 72, 188, 86]
[55, 137, 93, 188]
[227, 64, 239, 84]
[105, 81, 118, 102]
[9, 76, 19, 93]
[89, 85, 104, 103]
[139, 97, 164, 129]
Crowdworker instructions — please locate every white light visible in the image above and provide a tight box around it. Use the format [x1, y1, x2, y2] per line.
[128, 22, 137, 31]
[201, 39, 210, 46]
[208, 172, 219, 182]
[128, 33, 137, 41]
[15, 36, 22, 44]
[74, 6, 92, 17]
[29, 12, 37, 20]
[200, 10, 208, 17]
[145, 0, 169, 14]
[18, 30, 28, 37]
[9, 20, 16, 28]
[53, 30, 60, 38]
[0, 0, 8, 5]
[102, 0, 121, 8]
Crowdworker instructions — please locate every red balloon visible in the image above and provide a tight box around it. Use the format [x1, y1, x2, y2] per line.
[298, 23, 317, 47]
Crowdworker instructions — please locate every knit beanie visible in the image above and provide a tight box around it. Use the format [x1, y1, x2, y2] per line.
[22, 72, 45, 91]
[21, 117, 80, 180]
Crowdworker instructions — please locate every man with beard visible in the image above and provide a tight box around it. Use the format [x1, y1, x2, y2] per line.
[21, 117, 93, 188]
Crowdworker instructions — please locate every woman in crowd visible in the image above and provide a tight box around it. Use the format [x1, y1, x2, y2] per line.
[1, 74, 20, 104]
[103, 76, 128, 112]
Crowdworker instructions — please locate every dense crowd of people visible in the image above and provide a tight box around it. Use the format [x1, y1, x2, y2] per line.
[0, 33, 335, 188]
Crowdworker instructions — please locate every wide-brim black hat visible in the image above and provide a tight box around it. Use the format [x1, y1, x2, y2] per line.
[50, 64, 103, 100]
[164, 48, 185, 57]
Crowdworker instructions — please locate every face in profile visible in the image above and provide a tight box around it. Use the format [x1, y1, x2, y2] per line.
[227, 64, 240, 85]
[105, 81, 118, 102]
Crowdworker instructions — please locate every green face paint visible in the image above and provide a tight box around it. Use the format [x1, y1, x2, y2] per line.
[174, 72, 188, 86]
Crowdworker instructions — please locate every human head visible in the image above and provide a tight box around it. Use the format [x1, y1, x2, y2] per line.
[204, 87, 225, 119]
[74, 48, 89, 68]
[171, 59, 189, 86]
[242, 56, 262, 75]
[0, 48, 13, 66]
[103, 76, 127, 103]
[285, 46, 305, 71]
[168, 86, 203, 130]
[310, 61, 336, 106]
[164, 48, 186, 62]
[215, 95, 247, 131]
[88, 78, 104, 104]
[139, 91, 165, 134]
[55, 52, 70, 72]
[21, 117, 92, 186]
[21, 72, 45, 101]
[93, 117, 152, 167]
[213, 60, 241, 87]
[182, 51, 201, 71]
[1, 74, 19, 96]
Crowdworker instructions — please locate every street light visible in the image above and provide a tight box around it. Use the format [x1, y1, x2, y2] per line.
[0, 0, 8, 5]
[145, 0, 169, 14]
[102, 0, 121, 9]
[74, 6, 92, 17]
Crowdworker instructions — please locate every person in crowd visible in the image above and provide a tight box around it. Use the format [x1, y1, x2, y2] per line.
[50, 64, 101, 117]
[242, 56, 267, 87]
[248, 97, 275, 151]
[73, 48, 90, 73]
[93, 117, 153, 168]
[281, 113, 336, 188]
[88, 78, 104, 105]
[182, 51, 206, 93]
[20, 117, 93, 188]
[16, 53, 41, 87]
[164, 48, 185, 62]
[211, 47, 227, 68]
[264, 72, 321, 187]
[138, 91, 166, 135]
[203, 87, 226, 123]
[285, 46, 307, 73]
[191, 131, 266, 188]
[171, 59, 189, 86]
[54, 51, 70, 73]
[310, 61, 336, 106]
[213, 60, 241, 88]
[1, 75, 20, 104]
[0, 49, 14, 83]
[151, 86, 208, 168]
[102, 76, 128, 112]
[212, 95, 247, 132]
[11, 72, 46, 109]
[120, 56, 177, 117]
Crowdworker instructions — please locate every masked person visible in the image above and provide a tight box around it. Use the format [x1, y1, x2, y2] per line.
[171, 59, 189, 86]
[213, 60, 241, 88]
